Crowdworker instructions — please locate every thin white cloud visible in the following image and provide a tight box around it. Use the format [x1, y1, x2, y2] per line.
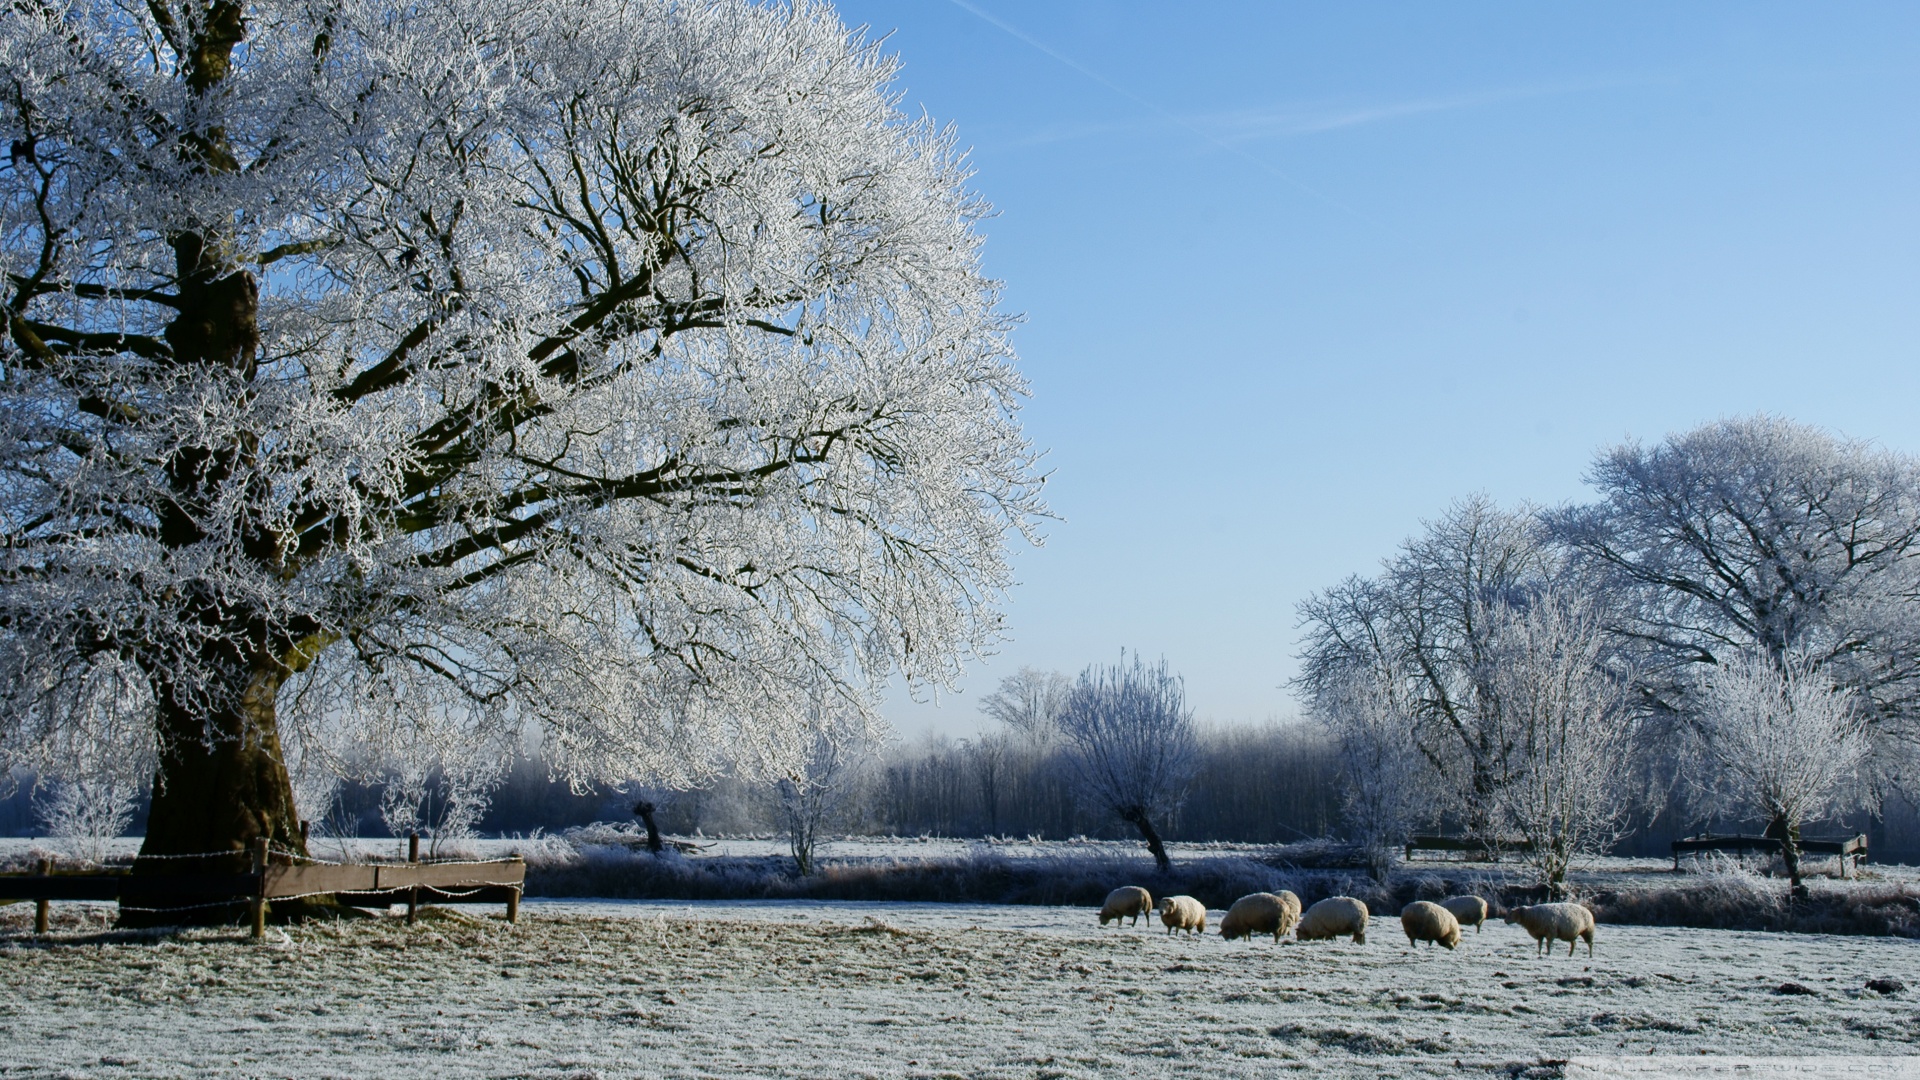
[943, 0, 1386, 232]
[940, 0, 1673, 164]
[1004, 79, 1668, 150]
[1206, 77, 1674, 142]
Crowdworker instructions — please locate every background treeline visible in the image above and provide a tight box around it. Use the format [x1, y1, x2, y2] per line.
[867, 722, 1339, 842]
[10, 732, 1915, 861]
[0, 721, 1343, 845]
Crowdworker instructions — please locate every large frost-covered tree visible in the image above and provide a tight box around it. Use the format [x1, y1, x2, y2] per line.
[1550, 416, 1920, 785]
[0, 0, 1042, 887]
[1295, 495, 1555, 837]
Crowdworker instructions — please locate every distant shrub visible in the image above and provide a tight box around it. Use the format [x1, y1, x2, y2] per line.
[1264, 839, 1372, 870]
[1589, 880, 1920, 938]
[524, 841, 1920, 938]
[527, 847, 1300, 909]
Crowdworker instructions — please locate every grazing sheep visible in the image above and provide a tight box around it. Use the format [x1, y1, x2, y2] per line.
[1440, 895, 1489, 933]
[1219, 891, 1301, 942]
[1502, 902, 1596, 957]
[1295, 896, 1369, 944]
[1154, 895, 1207, 936]
[1400, 901, 1462, 950]
[1099, 886, 1153, 927]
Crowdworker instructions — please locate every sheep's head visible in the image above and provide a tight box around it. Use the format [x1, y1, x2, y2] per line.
[1500, 906, 1527, 924]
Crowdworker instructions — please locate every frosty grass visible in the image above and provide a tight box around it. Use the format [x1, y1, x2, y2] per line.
[2, 898, 1918, 1078]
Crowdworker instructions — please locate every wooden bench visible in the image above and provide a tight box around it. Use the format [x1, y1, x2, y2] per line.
[1669, 833, 1868, 878]
[1404, 834, 1533, 861]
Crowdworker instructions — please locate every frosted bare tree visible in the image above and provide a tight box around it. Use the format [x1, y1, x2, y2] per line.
[1690, 652, 1866, 894]
[0, 0, 1042, 903]
[1485, 592, 1636, 897]
[1296, 495, 1554, 838]
[1550, 417, 1920, 787]
[978, 667, 1070, 748]
[376, 755, 507, 858]
[25, 656, 153, 863]
[1312, 666, 1435, 881]
[773, 696, 877, 876]
[1057, 653, 1196, 872]
[965, 730, 1012, 837]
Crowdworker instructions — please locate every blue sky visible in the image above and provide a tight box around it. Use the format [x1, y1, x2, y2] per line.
[833, 1, 1920, 738]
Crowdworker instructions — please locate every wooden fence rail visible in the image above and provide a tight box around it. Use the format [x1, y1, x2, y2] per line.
[1404, 834, 1533, 861]
[1, 837, 525, 938]
[1669, 833, 1868, 877]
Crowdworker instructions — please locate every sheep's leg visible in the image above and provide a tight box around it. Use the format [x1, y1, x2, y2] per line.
[1583, 931, 1594, 957]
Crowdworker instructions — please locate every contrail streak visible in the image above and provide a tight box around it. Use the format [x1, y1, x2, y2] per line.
[941, 0, 1389, 234]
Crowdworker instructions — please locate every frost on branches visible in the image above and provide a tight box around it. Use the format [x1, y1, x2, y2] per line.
[1689, 653, 1866, 893]
[0, 0, 1043, 882]
[1057, 654, 1197, 874]
[1550, 416, 1920, 786]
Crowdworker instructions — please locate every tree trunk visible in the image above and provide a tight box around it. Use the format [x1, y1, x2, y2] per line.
[1765, 813, 1807, 897]
[1120, 806, 1171, 873]
[633, 801, 663, 854]
[1467, 764, 1502, 861]
[125, 667, 314, 927]
[1543, 836, 1572, 900]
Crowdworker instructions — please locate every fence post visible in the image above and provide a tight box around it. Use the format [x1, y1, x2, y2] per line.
[407, 832, 420, 925]
[506, 855, 523, 924]
[249, 837, 269, 940]
[34, 858, 50, 935]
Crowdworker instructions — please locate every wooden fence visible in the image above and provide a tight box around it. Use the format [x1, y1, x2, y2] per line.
[1403, 834, 1533, 861]
[1, 836, 525, 938]
[1669, 832, 1868, 877]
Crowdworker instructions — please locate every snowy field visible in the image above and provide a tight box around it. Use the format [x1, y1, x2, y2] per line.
[3, 897, 1918, 1079]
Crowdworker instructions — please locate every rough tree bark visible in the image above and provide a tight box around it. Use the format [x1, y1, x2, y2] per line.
[633, 802, 664, 855]
[1119, 806, 1172, 874]
[122, 3, 317, 922]
[1765, 813, 1808, 898]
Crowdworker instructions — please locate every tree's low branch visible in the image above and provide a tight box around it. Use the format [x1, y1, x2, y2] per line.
[26, 321, 172, 362]
[9, 275, 182, 310]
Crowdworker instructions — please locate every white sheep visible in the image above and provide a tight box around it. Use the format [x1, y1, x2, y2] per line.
[1400, 900, 1462, 950]
[1502, 902, 1595, 957]
[1295, 896, 1369, 944]
[1153, 895, 1207, 936]
[1278, 889, 1302, 927]
[1099, 886, 1153, 927]
[1440, 895, 1489, 933]
[1219, 890, 1301, 941]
